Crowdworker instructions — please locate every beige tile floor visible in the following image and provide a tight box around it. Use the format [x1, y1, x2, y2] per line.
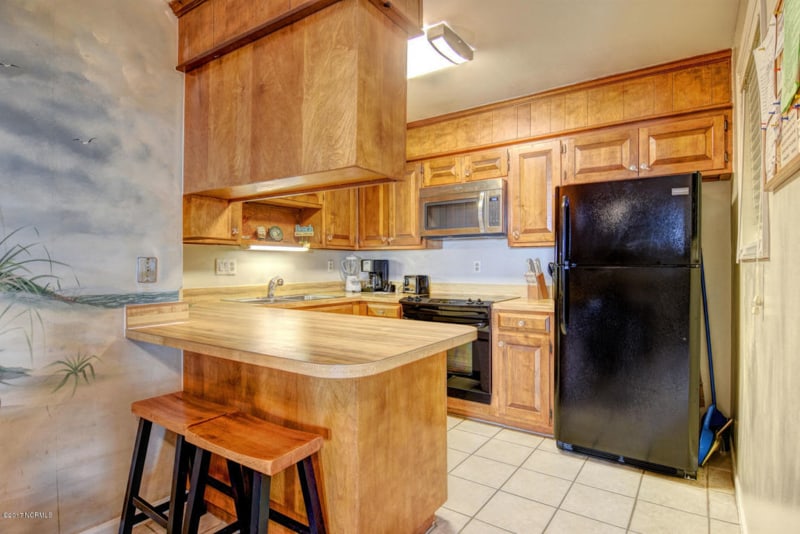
[431, 415, 740, 534]
[131, 415, 740, 534]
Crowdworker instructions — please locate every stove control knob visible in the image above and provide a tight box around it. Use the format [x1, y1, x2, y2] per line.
[414, 296, 421, 302]
[466, 298, 473, 304]
[476, 298, 483, 304]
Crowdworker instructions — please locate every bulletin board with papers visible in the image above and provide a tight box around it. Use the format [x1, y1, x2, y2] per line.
[760, 0, 800, 191]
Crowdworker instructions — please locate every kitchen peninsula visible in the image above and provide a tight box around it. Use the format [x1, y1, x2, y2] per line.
[125, 301, 476, 533]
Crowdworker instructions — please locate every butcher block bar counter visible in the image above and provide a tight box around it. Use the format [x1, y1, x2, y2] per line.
[125, 301, 476, 533]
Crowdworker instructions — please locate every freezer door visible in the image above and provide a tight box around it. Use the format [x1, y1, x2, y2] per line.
[554, 265, 700, 474]
[556, 173, 700, 267]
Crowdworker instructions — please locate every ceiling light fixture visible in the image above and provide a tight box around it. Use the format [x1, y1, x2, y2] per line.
[427, 23, 473, 64]
[407, 22, 473, 79]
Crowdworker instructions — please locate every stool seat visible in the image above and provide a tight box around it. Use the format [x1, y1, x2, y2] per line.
[185, 413, 323, 476]
[132, 391, 231, 434]
[183, 413, 326, 534]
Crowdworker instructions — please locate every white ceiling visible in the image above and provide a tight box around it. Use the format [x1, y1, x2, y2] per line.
[407, 0, 741, 122]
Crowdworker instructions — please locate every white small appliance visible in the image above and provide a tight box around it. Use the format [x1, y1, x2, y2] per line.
[341, 254, 361, 292]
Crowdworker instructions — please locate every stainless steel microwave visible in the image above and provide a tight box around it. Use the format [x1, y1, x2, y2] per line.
[419, 178, 506, 238]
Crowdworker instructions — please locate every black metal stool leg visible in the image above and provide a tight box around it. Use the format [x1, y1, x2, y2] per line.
[226, 460, 250, 530]
[166, 437, 194, 534]
[250, 472, 271, 534]
[182, 446, 211, 534]
[119, 419, 152, 534]
[297, 457, 326, 534]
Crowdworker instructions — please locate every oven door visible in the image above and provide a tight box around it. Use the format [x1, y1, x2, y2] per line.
[446, 325, 492, 405]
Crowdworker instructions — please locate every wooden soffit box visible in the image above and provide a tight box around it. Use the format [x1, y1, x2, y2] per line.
[407, 50, 732, 160]
[179, 0, 409, 200]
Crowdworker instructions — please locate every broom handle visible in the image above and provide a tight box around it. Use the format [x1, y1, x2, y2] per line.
[701, 250, 716, 406]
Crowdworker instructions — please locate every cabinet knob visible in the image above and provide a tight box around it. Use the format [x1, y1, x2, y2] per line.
[512, 231, 520, 240]
[377, 310, 385, 315]
[628, 165, 638, 172]
[326, 233, 333, 241]
[387, 237, 395, 244]
[381, 236, 388, 244]
[640, 163, 650, 171]
[518, 320, 526, 327]
[464, 167, 471, 177]
[497, 340, 505, 348]
[232, 226, 239, 236]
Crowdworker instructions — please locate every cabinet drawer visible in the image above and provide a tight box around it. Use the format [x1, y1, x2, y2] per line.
[364, 302, 401, 318]
[496, 313, 550, 333]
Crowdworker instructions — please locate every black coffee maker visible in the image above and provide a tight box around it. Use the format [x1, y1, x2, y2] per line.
[360, 259, 389, 292]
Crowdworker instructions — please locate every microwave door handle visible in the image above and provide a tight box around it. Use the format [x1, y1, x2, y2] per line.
[477, 191, 486, 232]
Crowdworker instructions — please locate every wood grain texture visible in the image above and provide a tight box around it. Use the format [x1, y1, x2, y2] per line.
[125, 302, 476, 378]
[406, 50, 732, 161]
[125, 302, 189, 328]
[183, 349, 447, 533]
[131, 391, 232, 434]
[185, 412, 323, 475]
[507, 140, 561, 246]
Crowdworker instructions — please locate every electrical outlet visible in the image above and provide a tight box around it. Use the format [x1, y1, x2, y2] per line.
[137, 257, 157, 283]
[473, 260, 481, 273]
[327, 259, 334, 272]
[215, 258, 237, 275]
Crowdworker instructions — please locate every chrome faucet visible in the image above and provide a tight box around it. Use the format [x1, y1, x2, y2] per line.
[267, 276, 284, 298]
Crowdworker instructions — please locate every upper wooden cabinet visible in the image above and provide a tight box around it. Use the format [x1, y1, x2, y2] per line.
[422, 148, 509, 187]
[358, 163, 428, 249]
[407, 50, 732, 161]
[180, 0, 409, 200]
[507, 141, 561, 247]
[366, 0, 422, 35]
[322, 189, 358, 249]
[564, 112, 729, 185]
[183, 195, 242, 244]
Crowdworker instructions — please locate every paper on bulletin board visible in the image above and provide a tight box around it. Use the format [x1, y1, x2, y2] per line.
[780, 108, 800, 167]
[781, 0, 800, 112]
[755, 22, 777, 124]
[765, 115, 778, 182]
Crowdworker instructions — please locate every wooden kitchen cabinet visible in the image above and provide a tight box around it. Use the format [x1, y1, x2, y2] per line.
[183, 195, 242, 244]
[303, 302, 360, 314]
[507, 140, 561, 247]
[366, 0, 422, 35]
[422, 148, 508, 187]
[358, 162, 426, 249]
[362, 302, 402, 318]
[493, 310, 554, 433]
[563, 112, 729, 184]
[322, 189, 358, 249]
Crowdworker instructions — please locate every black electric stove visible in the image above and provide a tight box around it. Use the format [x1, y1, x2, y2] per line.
[400, 294, 518, 404]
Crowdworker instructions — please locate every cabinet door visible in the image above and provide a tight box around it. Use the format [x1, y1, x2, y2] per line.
[563, 126, 639, 185]
[304, 302, 358, 314]
[496, 332, 552, 430]
[357, 184, 392, 248]
[389, 163, 424, 247]
[323, 189, 357, 249]
[183, 195, 241, 244]
[464, 148, 508, 181]
[639, 114, 727, 177]
[507, 140, 561, 246]
[422, 155, 462, 187]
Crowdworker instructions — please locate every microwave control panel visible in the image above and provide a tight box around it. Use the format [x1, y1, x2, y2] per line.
[487, 195, 502, 226]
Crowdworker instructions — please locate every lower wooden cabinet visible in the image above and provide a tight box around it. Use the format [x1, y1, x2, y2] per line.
[494, 311, 553, 432]
[362, 302, 401, 318]
[302, 302, 360, 314]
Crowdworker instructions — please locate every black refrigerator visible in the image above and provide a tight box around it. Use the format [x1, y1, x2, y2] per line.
[553, 173, 701, 478]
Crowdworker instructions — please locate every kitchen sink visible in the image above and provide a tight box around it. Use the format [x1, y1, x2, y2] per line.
[226, 294, 338, 304]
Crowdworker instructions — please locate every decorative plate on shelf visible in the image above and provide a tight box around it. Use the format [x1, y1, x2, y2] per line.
[268, 225, 283, 241]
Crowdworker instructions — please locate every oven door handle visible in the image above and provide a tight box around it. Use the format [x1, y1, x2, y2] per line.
[477, 191, 486, 233]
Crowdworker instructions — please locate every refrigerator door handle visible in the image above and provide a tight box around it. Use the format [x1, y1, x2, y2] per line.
[559, 265, 568, 334]
[561, 195, 571, 264]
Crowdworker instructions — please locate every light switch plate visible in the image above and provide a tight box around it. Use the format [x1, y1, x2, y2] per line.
[215, 258, 237, 275]
[137, 257, 157, 283]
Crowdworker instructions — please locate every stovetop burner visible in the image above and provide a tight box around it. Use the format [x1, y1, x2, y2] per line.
[399, 295, 518, 306]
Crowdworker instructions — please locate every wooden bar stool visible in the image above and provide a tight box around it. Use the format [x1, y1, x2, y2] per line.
[183, 412, 326, 534]
[119, 392, 232, 534]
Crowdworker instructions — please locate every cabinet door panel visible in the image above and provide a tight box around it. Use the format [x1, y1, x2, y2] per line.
[508, 140, 560, 246]
[422, 155, 461, 186]
[390, 163, 423, 246]
[564, 127, 639, 184]
[464, 148, 508, 181]
[497, 333, 551, 428]
[358, 184, 391, 248]
[639, 114, 726, 176]
[323, 189, 357, 249]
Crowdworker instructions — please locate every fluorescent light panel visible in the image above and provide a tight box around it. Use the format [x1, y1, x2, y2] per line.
[247, 244, 310, 252]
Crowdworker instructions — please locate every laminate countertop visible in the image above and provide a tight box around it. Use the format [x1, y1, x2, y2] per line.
[125, 301, 476, 379]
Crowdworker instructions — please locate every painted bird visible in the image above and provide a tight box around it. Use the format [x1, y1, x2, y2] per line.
[73, 137, 96, 144]
[0, 61, 20, 68]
